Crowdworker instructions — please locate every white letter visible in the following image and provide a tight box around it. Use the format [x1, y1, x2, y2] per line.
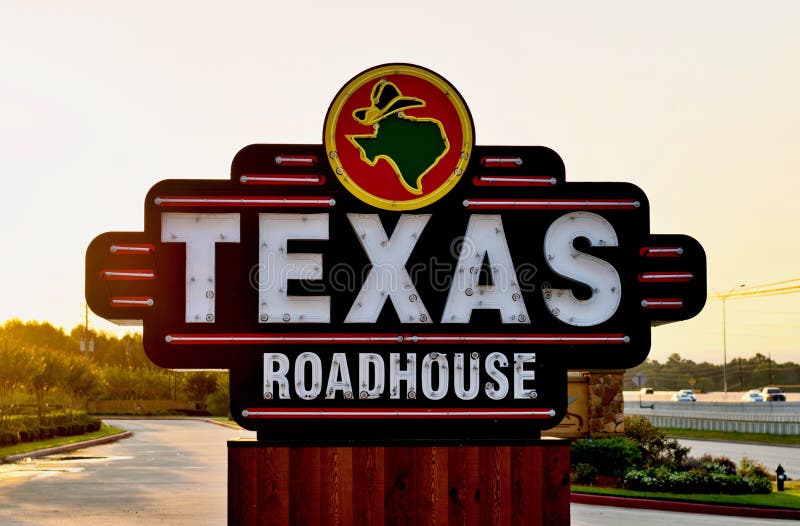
[514, 353, 536, 399]
[345, 214, 432, 323]
[484, 352, 509, 400]
[294, 352, 322, 400]
[264, 353, 290, 400]
[442, 215, 529, 323]
[259, 213, 329, 323]
[543, 212, 621, 326]
[359, 353, 385, 399]
[390, 353, 417, 399]
[421, 352, 449, 400]
[454, 353, 480, 400]
[325, 353, 353, 399]
[161, 213, 240, 323]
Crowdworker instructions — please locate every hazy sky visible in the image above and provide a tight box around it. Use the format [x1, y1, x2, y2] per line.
[1, 1, 798, 364]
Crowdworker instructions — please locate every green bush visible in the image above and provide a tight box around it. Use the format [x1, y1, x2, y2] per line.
[745, 475, 773, 494]
[206, 387, 230, 418]
[739, 456, 770, 479]
[570, 437, 644, 476]
[1, 413, 102, 445]
[573, 463, 599, 484]
[624, 467, 751, 494]
[0, 430, 19, 446]
[624, 415, 689, 468]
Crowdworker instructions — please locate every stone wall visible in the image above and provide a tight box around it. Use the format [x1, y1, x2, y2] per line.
[584, 370, 625, 436]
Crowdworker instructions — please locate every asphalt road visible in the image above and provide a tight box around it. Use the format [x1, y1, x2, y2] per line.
[0, 419, 254, 525]
[0, 419, 796, 525]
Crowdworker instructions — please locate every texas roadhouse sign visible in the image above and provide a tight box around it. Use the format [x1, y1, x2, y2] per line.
[86, 64, 705, 442]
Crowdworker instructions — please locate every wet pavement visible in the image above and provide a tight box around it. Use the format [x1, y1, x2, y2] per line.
[0, 419, 253, 525]
[0, 419, 796, 525]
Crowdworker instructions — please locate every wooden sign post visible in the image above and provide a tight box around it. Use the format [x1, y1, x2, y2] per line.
[86, 63, 706, 526]
[228, 440, 570, 526]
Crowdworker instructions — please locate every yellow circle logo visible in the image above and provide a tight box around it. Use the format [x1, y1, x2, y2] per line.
[323, 64, 475, 211]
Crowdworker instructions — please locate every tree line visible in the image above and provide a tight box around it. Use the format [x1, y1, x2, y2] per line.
[0, 319, 227, 418]
[623, 352, 800, 392]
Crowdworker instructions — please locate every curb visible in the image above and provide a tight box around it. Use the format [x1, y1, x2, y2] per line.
[204, 418, 244, 430]
[2, 431, 133, 463]
[571, 493, 800, 520]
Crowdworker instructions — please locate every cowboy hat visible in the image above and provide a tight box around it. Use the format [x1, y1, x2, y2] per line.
[352, 80, 425, 125]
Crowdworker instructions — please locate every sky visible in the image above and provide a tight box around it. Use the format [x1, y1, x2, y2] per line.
[1, 0, 798, 365]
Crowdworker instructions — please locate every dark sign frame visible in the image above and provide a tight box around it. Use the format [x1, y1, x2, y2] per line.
[86, 63, 705, 444]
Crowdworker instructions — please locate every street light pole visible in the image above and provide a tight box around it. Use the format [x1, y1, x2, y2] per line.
[722, 295, 728, 394]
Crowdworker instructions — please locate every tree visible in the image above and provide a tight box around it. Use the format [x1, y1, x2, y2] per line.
[0, 339, 43, 417]
[182, 372, 218, 402]
[29, 345, 67, 418]
[62, 355, 105, 411]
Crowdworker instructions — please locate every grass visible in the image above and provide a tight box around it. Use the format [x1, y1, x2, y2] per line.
[0, 422, 126, 461]
[663, 428, 800, 446]
[572, 480, 800, 510]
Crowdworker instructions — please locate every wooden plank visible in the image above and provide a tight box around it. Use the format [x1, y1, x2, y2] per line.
[479, 446, 512, 526]
[447, 446, 480, 526]
[321, 447, 354, 526]
[353, 447, 385, 526]
[228, 445, 258, 526]
[290, 447, 321, 526]
[384, 446, 416, 525]
[414, 447, 448, 525]
[258, 447, 290, 526]
[510, 446, 543, 526]
[541, 444, 570, 526]
[229, 442, 570, 526]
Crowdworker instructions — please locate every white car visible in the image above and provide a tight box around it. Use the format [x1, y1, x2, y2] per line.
[672, 389, 696, 402]
[742, 390, 766, 402]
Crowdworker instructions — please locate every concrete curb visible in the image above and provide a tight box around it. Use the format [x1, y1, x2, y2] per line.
[2, 431, 133, 463]
[204, 418, 244, 430]
[572, 492, 800, 520]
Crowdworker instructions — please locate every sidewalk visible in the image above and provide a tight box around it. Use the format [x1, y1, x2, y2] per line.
[572, 492, 800, 520]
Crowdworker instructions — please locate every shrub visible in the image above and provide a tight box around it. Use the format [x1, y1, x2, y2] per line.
[573, 463, 599, 484]
[3, 413, 102, 444]
[746, 475, 773, 494]
[206, 387, 230, 418]
[682, 454, 737, 476]
[570, 437, 644, 476]
[624, 416, 689, 468]
[739, 456, 770, 480]
[624, 467, 745, 494]
[0, 430, 19, 446]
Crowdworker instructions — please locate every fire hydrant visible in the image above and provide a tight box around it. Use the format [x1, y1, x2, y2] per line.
[776, 464, 787, 492]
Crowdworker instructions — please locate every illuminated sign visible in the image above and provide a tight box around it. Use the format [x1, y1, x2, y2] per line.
[86, 64, 706, 442]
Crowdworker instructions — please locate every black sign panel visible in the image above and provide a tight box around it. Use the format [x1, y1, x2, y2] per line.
[85, 64, 705, 443]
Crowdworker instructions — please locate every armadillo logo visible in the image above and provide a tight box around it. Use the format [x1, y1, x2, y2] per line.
[324, 64, 474, 211]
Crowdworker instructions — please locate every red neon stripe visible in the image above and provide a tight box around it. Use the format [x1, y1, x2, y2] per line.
[480, 157, 523, 168]
[101, 269, 156, 280]
[639, 247, 683, 258]
[243, 408, 555, 419]
[463, 199, 640, 210]
[154, 196, 335, 207]
[109, 296, 153, 307]
[275, 155, 317, 166]
[164, 333, 629, 345]
[638, 272, 693, 283]
[472, 176, 556, 187]
[109, 244, 154, 255]
[642, 298, 683, 309]
[240, 174, 324, 185]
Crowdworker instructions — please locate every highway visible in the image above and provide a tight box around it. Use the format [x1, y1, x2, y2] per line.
[0, 419, 796, 525]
